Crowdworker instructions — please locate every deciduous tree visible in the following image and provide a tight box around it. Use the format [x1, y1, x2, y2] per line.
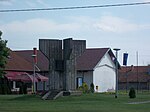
[0, 31, 10, 94]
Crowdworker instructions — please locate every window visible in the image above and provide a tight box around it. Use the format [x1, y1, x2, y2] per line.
[76, 77, 83, 88]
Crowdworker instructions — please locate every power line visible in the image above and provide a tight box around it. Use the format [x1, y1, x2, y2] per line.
[0, 2, 150, 13]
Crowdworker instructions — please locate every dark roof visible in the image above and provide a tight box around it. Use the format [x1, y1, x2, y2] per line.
[6, 50, 49, 72]
[6, 51, 33, 71]
[6, 48, 115, 72]
[76, 48, 112, 71]
[119, 66, 150, 82]
[14, 50, 49, 71]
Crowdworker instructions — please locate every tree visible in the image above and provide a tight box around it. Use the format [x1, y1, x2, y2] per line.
[129, 87, 136, 98]
[90, 83, 95, 93]
[0, 31, 10, 94]
[0, 31, 9, 75]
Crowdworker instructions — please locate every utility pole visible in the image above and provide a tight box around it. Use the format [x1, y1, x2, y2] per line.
[136, 51, 139, 93]
[113, 48, 120, 98]
[32, 48, 37, 94]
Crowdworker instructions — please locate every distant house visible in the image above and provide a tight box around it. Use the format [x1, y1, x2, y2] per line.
[5, 50, 49, 92]
[76, 48, 116, 92]
[119, 66, 150, 91]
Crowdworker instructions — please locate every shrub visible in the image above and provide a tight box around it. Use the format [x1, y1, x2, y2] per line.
[90, 83, 94, 93]
[23, 83, 27, 94]
[82, 82, 89, 93]
[0, 78, 11, 94]
[129, 87, 136, 98]
[19, 82, 23, 94]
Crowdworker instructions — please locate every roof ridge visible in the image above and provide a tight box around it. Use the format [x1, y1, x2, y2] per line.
[77, 48, 111, 71]
[86, 48, 110, 50]
[14, 50, 39, 52]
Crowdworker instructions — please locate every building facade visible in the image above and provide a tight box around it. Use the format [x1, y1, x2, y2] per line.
[76, 48, 116, 92]
[5, 38, 117, 93]
[119, 66, 150, 91]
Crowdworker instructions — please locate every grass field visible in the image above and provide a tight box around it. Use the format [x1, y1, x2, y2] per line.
[0, 93, 150, 112]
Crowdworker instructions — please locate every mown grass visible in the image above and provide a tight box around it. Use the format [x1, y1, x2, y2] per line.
[0, 93, 150, 112]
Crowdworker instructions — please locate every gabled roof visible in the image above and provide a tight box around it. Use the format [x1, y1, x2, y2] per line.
[76, 48, 114, 71]
[6, 50, 49, 72]
[6, 51, 33, 71]
[14, 50, 49, 71]
[119, 66, 150, 82]
[6, 48, 115, 72]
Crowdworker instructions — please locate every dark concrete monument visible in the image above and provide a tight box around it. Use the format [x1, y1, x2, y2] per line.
[39, 38, 86, 91]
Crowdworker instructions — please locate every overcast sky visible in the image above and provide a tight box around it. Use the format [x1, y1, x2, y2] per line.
[0, 0, 150, 66]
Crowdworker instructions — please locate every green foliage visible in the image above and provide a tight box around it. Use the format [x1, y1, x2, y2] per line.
[0, 77, 11, 94]
[129, 87, 136, 98]
[18, 82, 27, 94]
[77, 82, 89, 93]
[0, 31, 2, 37]
[0, 31, 9, 76]
[23, 83, 27, 94]
[102, 92, 115, 95]
[90, 83, 94, 93]
[82, 82, 89, 93]
[0, 31, 10, 94]
[19, 82, 24, 94]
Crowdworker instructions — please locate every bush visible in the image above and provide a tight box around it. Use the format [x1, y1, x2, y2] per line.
[0, 78, 11, 94]
[23, 83, 27, 94]
[82, 82, 89, 94]
[19, 82, 23, 94]
[129, 87, 136, 98]
[90, 83, 94, 93]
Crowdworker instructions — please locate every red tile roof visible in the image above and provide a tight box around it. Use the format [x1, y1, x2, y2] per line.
[14, 50, 49, 71]
[6, 48, 115, 72]
[119, 66, 150, 82]
[6, 51, 33, 71]
[76, 48, 111, 71]
[6, 50, 49, 71]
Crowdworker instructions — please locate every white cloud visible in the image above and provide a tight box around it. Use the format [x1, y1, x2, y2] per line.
[0, 0, 14, 6]
[25, 0, 48, 7]
[0, 18, 82, 33]
[1, 16, 150, 36]
[25, 1, 36, 7]
[37, 0, 48, 7]
[143, 0, 150, 1]
[94, 16, 150, 33]
[132, 0, 150, 2]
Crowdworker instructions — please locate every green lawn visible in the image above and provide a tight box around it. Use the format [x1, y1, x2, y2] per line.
[0, 93, 150, 112]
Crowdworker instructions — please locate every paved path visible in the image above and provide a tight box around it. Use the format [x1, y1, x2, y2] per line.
[128, 101, 150, 104]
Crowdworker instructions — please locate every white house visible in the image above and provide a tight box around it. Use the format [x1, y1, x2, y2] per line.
[76, 48, 116, 92]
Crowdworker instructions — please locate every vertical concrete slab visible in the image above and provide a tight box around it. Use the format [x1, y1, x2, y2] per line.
[63, 38, 86, 91]
[39, 39, 63, 90]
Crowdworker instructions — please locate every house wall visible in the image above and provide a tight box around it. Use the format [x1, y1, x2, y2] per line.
[93, 53, 116, 92]
[119, 82, 150, 90]
[36, 72, 49, 91]
[83, 71, 93, 87]
[36, 71, 63, 92]
[77, 71, 93, 88]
